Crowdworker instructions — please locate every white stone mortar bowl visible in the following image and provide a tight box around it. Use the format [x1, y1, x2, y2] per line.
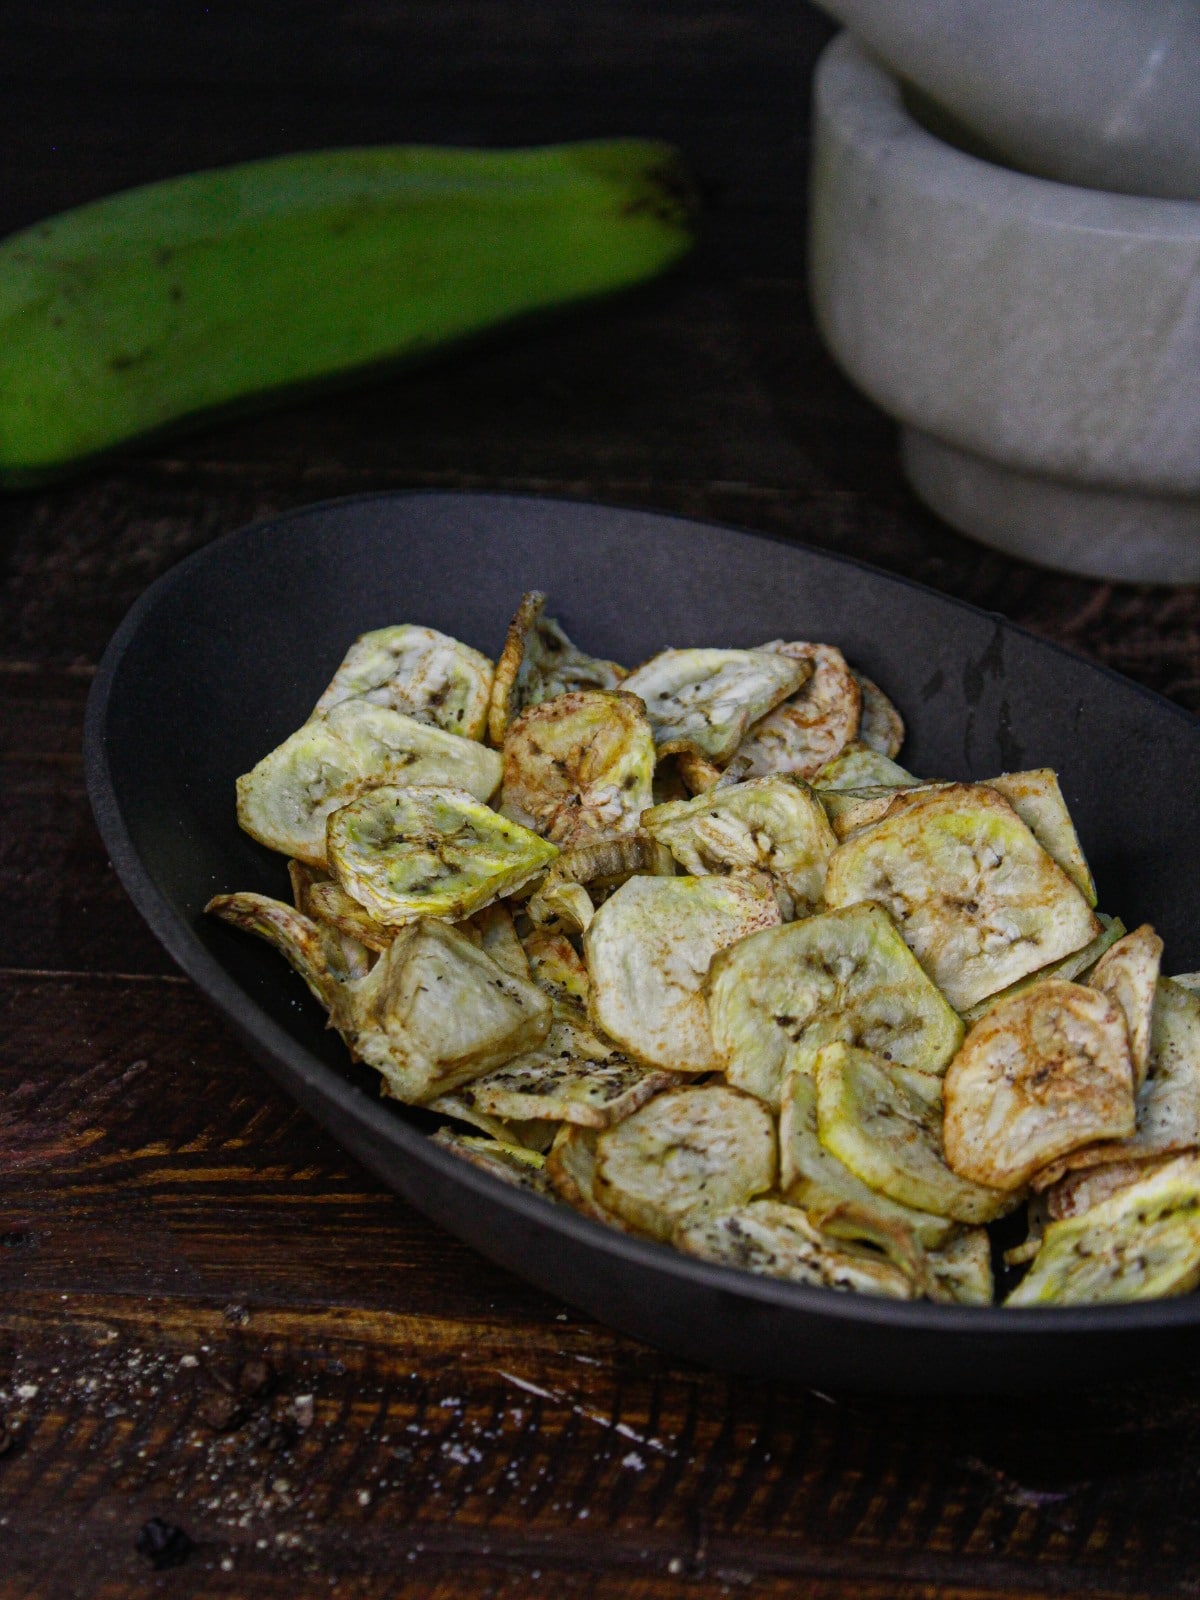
[810, 32, 1200, 582]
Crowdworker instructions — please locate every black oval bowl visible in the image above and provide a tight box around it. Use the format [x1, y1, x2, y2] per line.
[85, 492, 1200, 1393]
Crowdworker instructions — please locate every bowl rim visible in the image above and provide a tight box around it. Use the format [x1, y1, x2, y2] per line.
[83, 486, 1200, 1339]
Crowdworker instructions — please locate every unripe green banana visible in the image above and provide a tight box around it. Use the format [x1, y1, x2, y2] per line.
[0, 140, 697, 484]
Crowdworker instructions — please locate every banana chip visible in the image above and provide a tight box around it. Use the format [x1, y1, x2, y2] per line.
[813, 743, 916, 793]
[237, 700, 502, 866]
[307, 877, 396, 951]
[465, 1006, 674, 1128]
[735, 642, 862, 779]
[326, 783, 557, 926]
[1006, 1154, 1200, 1306]
[927, 1229, 994, 1305]
[674, 1199, 916, 1298]
[313, 624, 494, 740]
[431, 1128, 554, 1196]
[466, 901, 532, 982]
[959, 913, 1126, 1025]
[622, 647, 809, 765]
[707, 903, 964, 1108]
[824, 784, 1101, 1012]
[488, 591, 627, 746]
[585, 872, 781, 1072]
[594, 1084, 776, 1239]
[1044, 1156, 1177, 1222]
[643, 775, 837, 921]
[1088, 924, 1163, 1090]
[943, 979, 1135, 1191]
[522, 926, 591, 1008]
[499, 689, 656, 847]
[338, 918, 551, 1103]
[854, 675, 906, 759]
[985, 770, 1097, 906]
[528, 831, 673, 928]
[205, 890, 370, 1007]
[428, 1091, 557, 1152]
[814, 1042, 1015, 1224]
[546, 1124, 636, 1228]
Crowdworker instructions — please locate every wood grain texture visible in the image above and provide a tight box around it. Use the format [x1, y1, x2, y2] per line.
[4, 1, 1200, 1594]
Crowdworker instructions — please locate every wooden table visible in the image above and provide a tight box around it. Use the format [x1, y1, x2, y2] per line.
[5, 5, 1200, 1595]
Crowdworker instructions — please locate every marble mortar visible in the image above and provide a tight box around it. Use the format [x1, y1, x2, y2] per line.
[809, 32, 1200, 582]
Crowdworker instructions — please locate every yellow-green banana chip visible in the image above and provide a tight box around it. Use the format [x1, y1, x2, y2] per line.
[585, 872, 781, 1072]
[1088, 923, 1163, 1089]
[1006, 1154, 1200, 1306]
[522, 926, 591, 1007]
[527, 830, 673, 928]
[594, 1084, 776, 1239]
[621, 647, 809, 764]
[431, 1128, 554, 1196]
[854, 674, 906, 759]
[428, 1091, 558, 1152]
[674, 1198, 916, 1298]
[927, 1229, 994, 1305]
[985, 769, 1097, 906]
[824, 784, 1101, 1012]
[706, 903, 964, 1108]
[339, 918, 551, 1103]
[326, 783, 558, 926]
[236, 700, 502, 866]
[959, 913, 1126, 1025]
[814, 1042, 1015, 1224]
[499, 688, 656, 847]
[465, 1005, 674, 1128]
[814, 743, 916, 793]
[313, 624, 494, 740]
[734, 642, 862, 779]
[642, 775, 837, 921]
[942, 979, 1135, 1190]
[205, 890, 370, 1008]
[488, 591, 627, 746]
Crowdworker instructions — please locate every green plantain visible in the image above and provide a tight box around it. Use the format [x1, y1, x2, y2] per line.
[0, 140, 697, 483]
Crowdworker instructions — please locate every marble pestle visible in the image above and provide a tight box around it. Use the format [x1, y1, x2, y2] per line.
[810, 0, 1200, 200]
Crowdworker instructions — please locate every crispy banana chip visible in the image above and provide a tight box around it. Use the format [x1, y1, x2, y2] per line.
[307, 877, 396, 951]
[339, 919, 551, 1103]
[205, 890, 370, 1008]
[734, 642, 862, 779]
[780, 1067, 957, 1277]
[488, 592, 627, 746]
[326, 784, 557, 927]
[431, 1128, 554, 1196]
[594, 1084, 776, 1239]
[622, 647, 809, 765]
[813, 743, 916, 793]
[464, 1006, 674, 1128]
[1044, 1156, 1178, 1222]
[546, 1124, 636, 1228]
[707, 903, 964, 1108]
[428, 1090, 557, 1152]
[528, 831, 673, 927]
[499, 689, 656, 847]
[674, 1199, 916, 1298]
[466, 901, 532, 982]
[927, 1229, 994, 1305]
[824, 784, 1101, 1012]
[854, 675, 906, 759]
[819, 782, 948, 842]
[585, 873, 781, 1072]
[985, 770, 1097, 906]
[1030, 976, 1200, 1189]
[1088, 923, 1163, 1090]
[943, 979, 1135, 1191]
[236, 700, 502, 866]
[643, 775, 837, 921]
[522, 926, 591, 1007]
[814, 1042, 1015, 1224]
[313, 624, 494, 740]
[1007, 1154, 1200, 1306]
[959, 913, 1126, 1025]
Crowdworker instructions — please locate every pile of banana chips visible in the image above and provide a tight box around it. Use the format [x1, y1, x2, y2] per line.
[210, 594, 1200, 1308]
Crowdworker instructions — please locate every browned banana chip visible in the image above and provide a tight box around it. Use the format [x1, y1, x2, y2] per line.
[1044, 1156, 1179, 1221]
[236, 700, 502, 866]
[428, 1091, 558, 1152]
[546, 1125, 640, 1230]
[622, 647, 809, 765]
[338, 919, 551, 1103]
[528, 830, 674, 928]
[706, 903, 964, 1108]
[1087, 923, 1163, 1089]
[1031, 976, 1200, 1188]
[327, 784, 558, 926]
[488, 592, 627, 746]
[430, 1128, 554, 1196]
[585, 872, 781, 1072]
[594, 1084, 776, 1239]
[813, 744, 917, 793]
[814, 1042, 1016, 1224]
[985, 769, 1098, 906]
[943, 979, 1135, 1191]
[674, 1199, 916, 1298]
[819, 782, 949, 842]
[499, 689, 656, 847]
[854, 675, 906, 759]
[313, 624, 494, 740]
[307, 878, 396, 951]
[643, 775, 837, 921]
[824, 784, 1100, 1012]
[734, 642, 862, 779]
[1006, 1154, 1200, 1306]
[959, 913, 1125, 1025]
[927, 1229, 994, 1305]
[205, 891, 371, 1009]
[522, 926, 591, 1008]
